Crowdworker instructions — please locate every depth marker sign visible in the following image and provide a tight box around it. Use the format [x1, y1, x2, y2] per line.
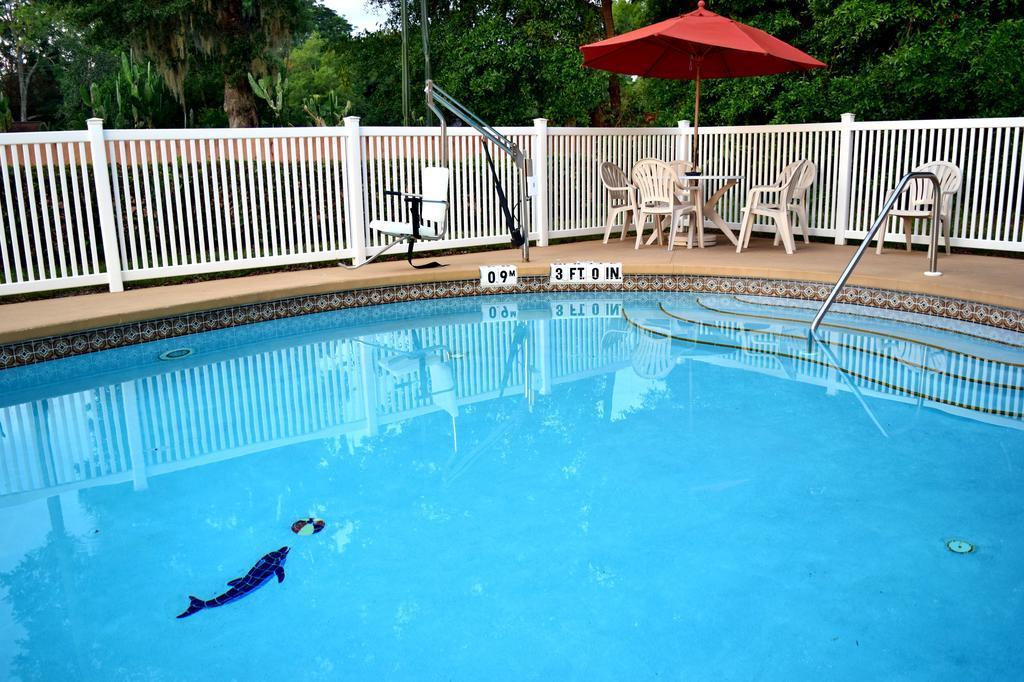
[549, 262, 623, 284]
[479, 264, 518, 288]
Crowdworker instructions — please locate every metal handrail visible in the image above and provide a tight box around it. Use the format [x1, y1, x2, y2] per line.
[809, 171, 942, 333]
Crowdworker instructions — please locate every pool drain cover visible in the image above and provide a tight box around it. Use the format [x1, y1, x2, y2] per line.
[158, 348, 194, 361]
[946, 539, 975, 554]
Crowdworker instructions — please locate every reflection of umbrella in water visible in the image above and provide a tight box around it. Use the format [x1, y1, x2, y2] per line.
[580, 1, 826, 167]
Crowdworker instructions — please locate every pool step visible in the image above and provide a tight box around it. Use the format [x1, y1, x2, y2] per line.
[623, 303, 1024, 423]
[697, 294, 1024, 363]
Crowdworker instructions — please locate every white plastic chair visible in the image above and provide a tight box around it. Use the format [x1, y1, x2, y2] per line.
[779, 160, 816, 246]
[631, 159, 700, 250]
[351, 166, 450, 269]
[600, 162, 638, 244]
[875, 161, 961, 255]
[736, 160, 807, 255]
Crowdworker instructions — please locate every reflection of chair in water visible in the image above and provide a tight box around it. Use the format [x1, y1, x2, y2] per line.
[378, 352, 459, 418]
[600, 317, 633, 359]
[630, 325, 675, 380]
[375, 329, 459, 413]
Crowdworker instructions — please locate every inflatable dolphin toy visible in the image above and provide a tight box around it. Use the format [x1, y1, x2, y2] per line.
[176, 546, 289, 619]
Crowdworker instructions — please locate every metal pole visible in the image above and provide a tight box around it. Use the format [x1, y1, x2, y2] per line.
[420, 0, 433, 125]
[692, 62, 701, 170]
[424, 80, 447, 164]
[401, 0, 410, 126]
[810, 171, 940, 333]
[519, 162, 530, 263]
[924, 194, 942, 276]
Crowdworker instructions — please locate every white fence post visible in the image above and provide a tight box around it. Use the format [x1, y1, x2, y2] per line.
[532, 118, 550, 247]
[343, 116, 368, 265]
[677, 120, 692, 163]
[833, 112, 856, 245]
[86, 118, 123, 292]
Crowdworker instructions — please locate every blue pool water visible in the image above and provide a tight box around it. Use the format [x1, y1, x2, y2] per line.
[0, 292, 1022, 680]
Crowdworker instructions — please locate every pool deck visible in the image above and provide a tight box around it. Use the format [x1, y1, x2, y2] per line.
[1, 237, 1022, 344]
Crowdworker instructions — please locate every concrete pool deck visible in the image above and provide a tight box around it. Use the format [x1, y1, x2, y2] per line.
[1, 237, 1022, 345]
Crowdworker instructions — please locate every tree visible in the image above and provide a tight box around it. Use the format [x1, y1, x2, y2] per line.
[282, 31, 354, 125]
[60, 0, 311, 127]
[584, 0, 621, 125]
[0, 0, 57, 121]
[303, 0, 353, 45]
[364, 0, 610, 125]
[615, 0, 1024, 125]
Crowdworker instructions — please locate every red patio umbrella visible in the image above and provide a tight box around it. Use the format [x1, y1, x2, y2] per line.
[580, 0, 826, 167]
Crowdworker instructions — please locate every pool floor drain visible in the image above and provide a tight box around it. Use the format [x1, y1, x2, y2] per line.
[158, 348, 194, 361]
[946, 539, 975, 554]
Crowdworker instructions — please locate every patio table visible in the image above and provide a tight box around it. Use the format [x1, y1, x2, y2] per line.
[645, 173, 743, 248]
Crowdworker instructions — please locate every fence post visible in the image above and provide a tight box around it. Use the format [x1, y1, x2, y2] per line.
[86, 118, 123, 293]
[343, 116, 368, 265]
[834, 112, 856, 245]
[677, 120, 692, 163]
[532, 118, 549, 247]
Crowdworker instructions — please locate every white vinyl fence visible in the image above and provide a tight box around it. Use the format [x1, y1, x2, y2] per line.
[1, 115, 1022, 296]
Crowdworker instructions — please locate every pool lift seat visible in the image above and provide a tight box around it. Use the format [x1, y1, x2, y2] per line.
[347, 166, 452, 270]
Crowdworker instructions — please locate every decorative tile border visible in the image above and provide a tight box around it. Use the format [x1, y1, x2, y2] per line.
[1, 275, 1021, 370]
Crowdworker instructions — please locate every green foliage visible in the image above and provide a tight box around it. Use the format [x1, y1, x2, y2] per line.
[303, 1, 354, 44]
[0, 90, 12, 131]
[10, 0, 1023, 128]
[302, 91, 351, 126]
[617, 0, 1024, 125]
[248, 71, 286, 120]
[114, 52, 169, 127]
[282, 31, 355, 125]
[357, 0, 610, 125]
[58, 0, 311, 126]
[80, 52, 178, 128]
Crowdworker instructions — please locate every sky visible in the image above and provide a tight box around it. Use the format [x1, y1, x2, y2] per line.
[321, 0, 387, 32]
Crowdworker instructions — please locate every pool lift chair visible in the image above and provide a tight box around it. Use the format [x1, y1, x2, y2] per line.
[369, 330, 461, 448]
[346, 81, 535, 269]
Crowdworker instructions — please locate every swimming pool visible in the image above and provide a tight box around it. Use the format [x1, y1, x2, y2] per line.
[1, 291, 1022, 680]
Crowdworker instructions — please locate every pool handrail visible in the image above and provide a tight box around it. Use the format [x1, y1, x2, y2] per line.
[810, 171, 942, 333]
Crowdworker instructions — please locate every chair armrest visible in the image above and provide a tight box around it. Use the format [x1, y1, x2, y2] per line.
[384, 189, 446, 205]
[603, 184, 634, 192]
[748, 185, 783, 193]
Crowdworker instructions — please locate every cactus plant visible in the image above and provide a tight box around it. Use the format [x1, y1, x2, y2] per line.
[302, 91, 351, 127]
[248, 71, 286, 122]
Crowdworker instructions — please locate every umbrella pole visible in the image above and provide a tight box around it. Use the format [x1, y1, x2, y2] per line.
[692, 63, 701, 169]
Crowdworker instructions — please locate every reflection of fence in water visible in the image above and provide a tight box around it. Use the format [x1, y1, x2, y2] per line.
[0, 385, 131, 496]
[0, 314, 634, 501]
[134, 340, 366, 467]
